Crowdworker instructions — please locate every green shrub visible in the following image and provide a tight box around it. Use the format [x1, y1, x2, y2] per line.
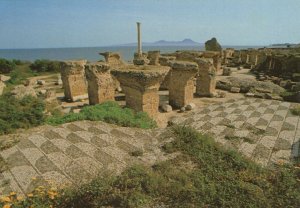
[46, 101, 157, 129]
[0, 94, 45, 135]
[0, 58, 16, 73]
[30, 59, 62, 72]
[291, 105, 300, 115]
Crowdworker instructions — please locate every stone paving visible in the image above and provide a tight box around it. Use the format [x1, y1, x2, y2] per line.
[0, 97, 299, 196]
[0, 121, 170, 196]
[171, 97, 300, 166]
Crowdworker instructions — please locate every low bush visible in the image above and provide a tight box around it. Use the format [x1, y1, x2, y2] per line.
[0, 94, 45, 135]
[0, 58, 16, 73]
[30, 59, 62, 72]
[46, 101, 157, 129]
[291, 105, 300, 115]
[2, 125, 299, 207]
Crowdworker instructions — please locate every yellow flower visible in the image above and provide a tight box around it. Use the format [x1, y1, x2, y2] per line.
[9, 192, 16, 196]
[47, 190, 58, 200]
[27, 193, 34, 198]
[3, 204, 11, 208]
[0, 197, 11, 203]
[17, 196, 23, 201]
[31, 177, 37, 181]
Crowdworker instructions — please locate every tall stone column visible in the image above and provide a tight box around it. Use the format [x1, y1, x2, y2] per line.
[61, 60, 88, 102]
[168, 61, 198, 108]
[195, 58, 216, 97]
[85, 63, 115, 105]
[111, 65, 170, 118]
[137, 22, 142, 55]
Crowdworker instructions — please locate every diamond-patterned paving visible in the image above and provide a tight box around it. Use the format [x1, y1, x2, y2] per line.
[0, 97, 299, 196]
[171, 98, 300, 166]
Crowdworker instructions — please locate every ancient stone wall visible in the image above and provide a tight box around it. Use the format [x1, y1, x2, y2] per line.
[61, 60, 88, 102]
[168, 61, 198, 108]
[195, 58, 216, 97]
[147, 51, 160, 65]
[99, 52, 124, 67]
[85, 63, 115, 105]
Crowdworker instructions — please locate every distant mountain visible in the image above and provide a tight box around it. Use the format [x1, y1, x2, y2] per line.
[118, 39, 202, 46]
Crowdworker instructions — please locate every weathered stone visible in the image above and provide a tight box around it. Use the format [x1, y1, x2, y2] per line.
[205, 37, 222, 52]
[0, 81, 5, 95]
[133, 52, 149, 65]
[24, 79, 36, 86]
[37, 80, 46, 85]
[99, 52, 124, 67]
[222, 67, 232, 76]
[168, 61, 198, 108]
[0, 75, 10, 82]
[245, 92, 255, 97]
[45, 90, 57, 101]
[111, 65, 170, 117]
[11, 85, 36, 99]
[55, 74, 63, 85]
[195, 58, 216, 97]
[147, 51, 160, 65]
[185, 103, 196, 111]
[85, 63, 115, 105]
[230, 87, 240, 93]
[160, 103, 172, 112]
[61, 60, 88, 102]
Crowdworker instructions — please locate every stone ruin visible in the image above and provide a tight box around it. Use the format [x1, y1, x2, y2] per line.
[168, 61, 198, 108]
[85, 63, 115, 105]
[99, 52, 124, 67]
[111, 65, 170, 117]
[195, 58, 216, 97]
[61, 60, 88, 102]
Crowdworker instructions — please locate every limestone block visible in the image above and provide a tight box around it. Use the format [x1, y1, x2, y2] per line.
[11, 85, 36, 99]
[168, 61, 198, 108]
[111, 65, 170, 117]
[37, 80, 46, 85]
[195, 58, 216, 97]
[133, 52, 149, 65]
[0, 81, 5, 95]
[185, 103, 196, 111]
[85, 63, 115, 105]
[61, 60, 88, 102]
[230, 87, 241, 93]
[147, 51, 160, 65]
[99, 52, 124, 67]
[161, 103, 172, 112]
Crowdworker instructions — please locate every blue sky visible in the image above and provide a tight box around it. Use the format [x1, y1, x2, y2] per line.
[0, 0, 300, 49]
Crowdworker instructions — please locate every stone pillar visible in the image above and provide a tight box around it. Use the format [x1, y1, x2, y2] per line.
[99, 52, 124, 67]
[195, 58, 216, 97]
[168, 61, 198, 108]
[147, 51, 160, 65]
[137, 22, 142, 55]
[85, 63, 115, 105]
[111, 65, 170, 117]
[61, 60, 88, 102]
[246, 54, 250, 64]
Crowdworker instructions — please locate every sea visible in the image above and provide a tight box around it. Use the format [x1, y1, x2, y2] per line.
[0, 45, 261, 62]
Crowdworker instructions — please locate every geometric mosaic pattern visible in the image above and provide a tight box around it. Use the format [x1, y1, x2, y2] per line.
[0, 98, 299, 196]
[0, 121, 169, 196]
[171, 98, 300, 167]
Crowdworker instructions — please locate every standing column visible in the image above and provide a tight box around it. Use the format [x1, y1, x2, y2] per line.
[137, 22, 142, 55]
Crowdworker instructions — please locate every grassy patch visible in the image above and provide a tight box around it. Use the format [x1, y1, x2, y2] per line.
[3, 125, 300, 207]
[0, 94, 45, 135]
[46, 101, 157, 129]
[291, 105, 300, 116]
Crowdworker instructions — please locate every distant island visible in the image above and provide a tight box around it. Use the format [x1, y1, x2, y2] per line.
[117, 38, 202, 46]
[270, 43, 300, 48]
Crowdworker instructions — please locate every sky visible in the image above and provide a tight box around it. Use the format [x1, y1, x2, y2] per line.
[0, 0, 300, 49]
